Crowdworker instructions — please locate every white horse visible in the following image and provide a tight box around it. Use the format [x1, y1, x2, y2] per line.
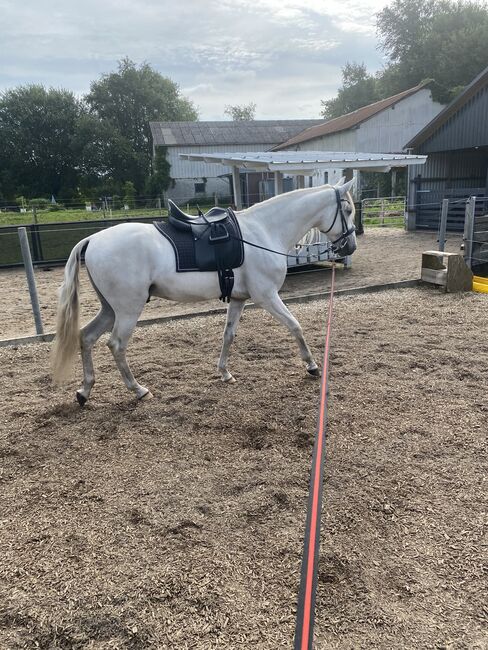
[51, 180, 356, 404]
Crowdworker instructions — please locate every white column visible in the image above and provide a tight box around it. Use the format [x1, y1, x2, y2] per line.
[274, 170, 284, 195]
[231, 166, 242, 210]
[327, 169, 345, 186]
[353, 170, 361, 200]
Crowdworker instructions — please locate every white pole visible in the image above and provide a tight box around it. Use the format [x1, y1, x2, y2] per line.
[231, 166, 243, 209]
[438, 199, 449, 252]
[18, 227, 44, 335]
[274, 170, 284, 195]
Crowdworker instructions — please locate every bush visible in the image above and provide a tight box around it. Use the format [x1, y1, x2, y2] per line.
[29, 197, 50, 209]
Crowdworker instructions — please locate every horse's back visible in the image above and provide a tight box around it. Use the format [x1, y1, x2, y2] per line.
[85, 222, 165, 264]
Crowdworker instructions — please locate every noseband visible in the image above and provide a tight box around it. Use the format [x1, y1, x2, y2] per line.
[323, 188, 356, 251]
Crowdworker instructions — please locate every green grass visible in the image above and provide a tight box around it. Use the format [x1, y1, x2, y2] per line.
[361, 198, 405, 228]
[0, 203, 220, 227]
[0, 208, 167, 227]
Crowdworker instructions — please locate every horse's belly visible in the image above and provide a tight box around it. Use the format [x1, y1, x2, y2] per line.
[152, 271, 219, 302]
[152, 269, 248, 303]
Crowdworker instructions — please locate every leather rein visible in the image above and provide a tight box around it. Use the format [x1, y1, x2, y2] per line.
[228, 189, 355, 260]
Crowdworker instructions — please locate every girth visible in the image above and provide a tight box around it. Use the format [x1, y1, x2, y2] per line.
[153, 201, 244, 302]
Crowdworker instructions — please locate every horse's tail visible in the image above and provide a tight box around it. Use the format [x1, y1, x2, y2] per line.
[51, 236, 90, 383]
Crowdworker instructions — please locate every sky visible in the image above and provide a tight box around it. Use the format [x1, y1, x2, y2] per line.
[0, 0, 389, 120]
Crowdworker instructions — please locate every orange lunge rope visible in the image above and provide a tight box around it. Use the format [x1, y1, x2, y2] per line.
[294, 263, 336, 650]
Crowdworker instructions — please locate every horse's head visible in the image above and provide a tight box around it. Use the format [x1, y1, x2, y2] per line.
[317, 179, 357, 257]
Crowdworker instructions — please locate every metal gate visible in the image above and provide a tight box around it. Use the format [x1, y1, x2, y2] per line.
[361, 196, 406, 227]
[463, 196, 488, 273]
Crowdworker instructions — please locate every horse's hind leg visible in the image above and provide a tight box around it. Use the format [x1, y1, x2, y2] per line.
[76, 303, 114, 406]
[218, 298, 246, 383]
[107, 309, 152, 400]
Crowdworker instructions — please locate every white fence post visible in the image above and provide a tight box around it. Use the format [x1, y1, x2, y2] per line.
[438, 199, 449, 252]
[463, 196, 476, 269]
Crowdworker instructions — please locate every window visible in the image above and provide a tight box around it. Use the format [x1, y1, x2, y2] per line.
[195, 181, 206, 193]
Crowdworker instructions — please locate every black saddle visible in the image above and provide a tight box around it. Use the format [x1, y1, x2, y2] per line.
[154, 200, 244, 302]
[168, 201, 229, 230]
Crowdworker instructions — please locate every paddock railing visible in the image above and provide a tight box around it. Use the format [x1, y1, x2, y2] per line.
[361, 196, 406, 227]
[0, 217, 158, 268]
[463, 196, 488, 273]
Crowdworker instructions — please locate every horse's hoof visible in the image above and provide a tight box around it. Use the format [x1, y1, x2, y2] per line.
[76, 391, 87, 407]
[139, 390, 154, 401]
[307, 367, 321, 377]
[222, 375, 236, 384]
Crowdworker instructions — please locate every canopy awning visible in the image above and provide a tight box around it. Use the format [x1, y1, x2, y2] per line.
[178, 150, 427, 174]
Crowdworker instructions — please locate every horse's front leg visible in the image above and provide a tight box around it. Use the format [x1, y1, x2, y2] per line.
[218, 298, 246, 383]
[257, 292, 320, 376]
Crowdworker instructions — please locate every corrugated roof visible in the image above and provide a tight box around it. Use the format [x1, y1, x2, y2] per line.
[405, 66, 488, 149]
[150, 120, 323, 147]
[273, 82, 432, 150]
[178, 150, 427, 172]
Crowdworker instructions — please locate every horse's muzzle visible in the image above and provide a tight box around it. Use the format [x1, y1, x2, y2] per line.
[332, 234, 356, 257]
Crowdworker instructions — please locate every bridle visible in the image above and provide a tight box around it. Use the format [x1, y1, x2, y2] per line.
[323, 188, 356, 252]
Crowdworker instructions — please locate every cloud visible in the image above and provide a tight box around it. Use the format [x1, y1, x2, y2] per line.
[0, 0, 387, 117]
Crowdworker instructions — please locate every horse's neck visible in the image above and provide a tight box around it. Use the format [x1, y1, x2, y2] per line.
[241, 189, 329, 250]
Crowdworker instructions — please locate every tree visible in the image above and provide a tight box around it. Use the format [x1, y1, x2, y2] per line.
[73, 113, 144, 192]
[321, 0, 488, 118]
[145, 146, 172, 197]
[0, 85, 83, 199]
[321, 63, 378, 119]
[376, 0, 488, 101]
[85, 58, 198, 189]
[224, 102, 257, 120]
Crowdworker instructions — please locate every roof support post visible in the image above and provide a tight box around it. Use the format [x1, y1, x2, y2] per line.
[231, 165, 243, 210]
[274, 170, 284, 195]
[406, 167, 417, 231]
[391, 169, 397, 197]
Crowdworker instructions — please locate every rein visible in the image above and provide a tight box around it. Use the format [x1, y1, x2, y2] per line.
[230, 234, 332, 260]
[294, 263, 336, 650]
[228, 190, 355, 260]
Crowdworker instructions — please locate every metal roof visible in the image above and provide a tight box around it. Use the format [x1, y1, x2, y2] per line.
[405, 65, 488, 152]
[150, 120, 323, 147]
[178, 150, 427, 172]
[273, 82, 432, 150]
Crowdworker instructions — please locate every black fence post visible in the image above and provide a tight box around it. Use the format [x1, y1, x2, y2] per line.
[355, 202, 364, 235]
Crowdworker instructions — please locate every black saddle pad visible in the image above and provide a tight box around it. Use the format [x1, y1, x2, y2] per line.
[153, 209, 244, 273]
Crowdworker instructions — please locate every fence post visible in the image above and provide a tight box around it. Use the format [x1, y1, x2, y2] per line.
[157, 197, 162, 217]
[463, 196, 476, 269]
[355, 202, 364, 235]
[438, 199, 449, 252]
[18, 227, 44, 335]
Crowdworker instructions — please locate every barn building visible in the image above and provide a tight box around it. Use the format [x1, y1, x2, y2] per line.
[272, 82, 444, 195]
[149, 120, 322, 205]
[405, 65, 488, 230]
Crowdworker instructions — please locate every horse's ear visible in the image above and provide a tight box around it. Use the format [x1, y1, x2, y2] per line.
[334, 176, 346, 186]
[338, 178, 355, 195]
